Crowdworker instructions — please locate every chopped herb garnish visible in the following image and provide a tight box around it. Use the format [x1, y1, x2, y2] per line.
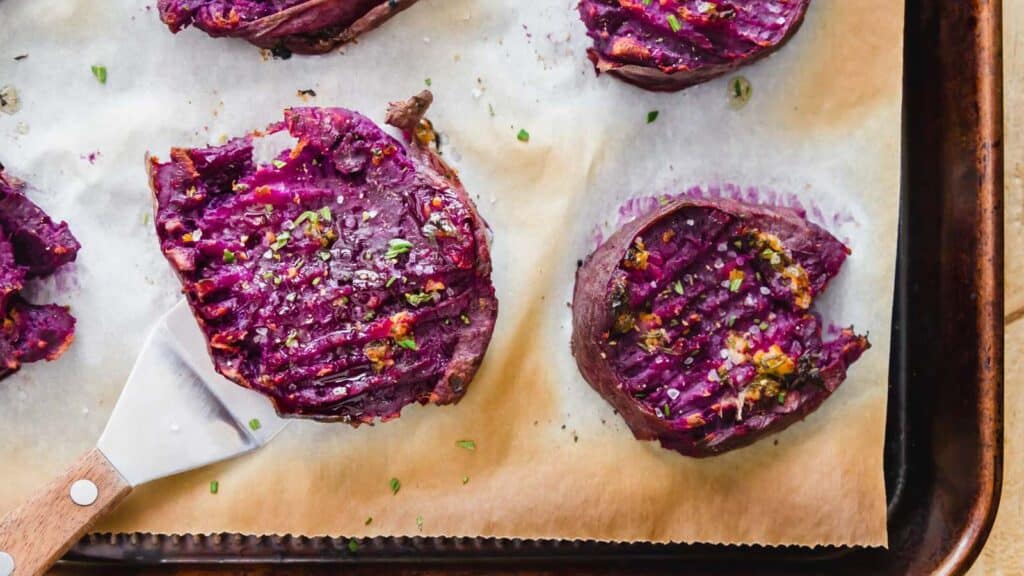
[672, 280, 684, 295]
[455, 439, 476, 451]
[386, 276, 397, 288]
[395, 337, 418, 351]
[777, 391, 787, 405]
[666, 13, 682, 33]
[662, 404, 671, 417]
[312, 277, 321, 286]
[647, 110, 659, 124]
[728, 269, 745, 292]
[91, 65, 107, 84]
[318, 206, 333, 221]
[210, 480, 219, 494]
[347, 539, 359, 553]
[248, 418, 261, 431]
[270, 229, 290, 250]
[404, 292, 433, 306]
[297, 89, 317, 98]
[317, 251, 331, 262]
[270, 231, 291, 251]
[390, 477, 401, 494]
[759, 321, 769, 331]
[425, 77, 432, 87]
[517, 129, 530, 143]
[285, 330, 299, 348]
[364, 516, 373, 526]
[729, 76, 753, 108]
[384, 238, 414, 260]
[222, 249, 236, 264]
[272, 159, 287, 169]
[460, 314, 471, 325]
[293, 210, 318, 227]
[416, 515, 424, 531]
[462, 475, 470, 484]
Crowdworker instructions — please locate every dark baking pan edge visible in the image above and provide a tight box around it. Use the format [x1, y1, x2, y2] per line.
[65, 0, 1004, 574]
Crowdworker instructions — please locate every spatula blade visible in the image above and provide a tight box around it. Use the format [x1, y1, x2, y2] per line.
[97, 301, 287, 486]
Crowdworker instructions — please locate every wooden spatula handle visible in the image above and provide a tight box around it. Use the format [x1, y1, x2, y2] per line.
[0, 447, 131, 576]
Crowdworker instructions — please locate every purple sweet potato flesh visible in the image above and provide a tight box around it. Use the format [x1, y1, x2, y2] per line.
[150, 92, 498, 423]
[572, 197, 868, 457]
[0, 169, 78, 380]
[157, 0, 420, 54]
[578, 0, 811, 91]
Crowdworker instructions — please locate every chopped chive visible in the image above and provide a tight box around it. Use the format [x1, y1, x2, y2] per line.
[672, 280, 684, 295]
[395, 337, 418, 351]
[425, 77, 432, 87]
[384, 238, 413, 260]
[347, 539, 359, 553]
[248, 418, 261, 431]
[270, 231, 291, 251]
[662, 404, 670, 417]
[404, 292, 433, 306]
[318, 206, 333, 221]
[415, 515, 424, 531]
[318, 251, 331, 262]
[91, 65, 107, 84]
[390, 477, 401, 494]
[455, 439, 476, 451]
[729, 76, 753, 108]
[462, 475, 470, 484]
[293, 210, 318, 227]
[364, 516, 373, 526]
[647, 110, 659, 124]
[516, 129, 530, 143]
[777, 391, 787, 405]
[222, 249, 236, 264]
[209, 480, 219, 494]
[272, 159, 287, 169]
[666, 14, 682, 33]
[386, 276, 397, 288]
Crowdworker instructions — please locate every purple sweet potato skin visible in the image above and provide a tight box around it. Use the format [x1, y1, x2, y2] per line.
[578, 0, 811, 91]
[149, 93, 497, 423]
[0, 169, 78, 380]
[571, 197, 868, 457]
[157, 0, 420, 54]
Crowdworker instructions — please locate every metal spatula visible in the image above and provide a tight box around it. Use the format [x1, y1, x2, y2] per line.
[0, 300, 288, 576]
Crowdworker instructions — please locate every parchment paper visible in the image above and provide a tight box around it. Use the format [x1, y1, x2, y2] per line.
[0, 0, 902, 546]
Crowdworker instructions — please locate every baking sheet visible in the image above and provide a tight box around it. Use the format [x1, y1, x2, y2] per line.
[0, 0, 902, 546]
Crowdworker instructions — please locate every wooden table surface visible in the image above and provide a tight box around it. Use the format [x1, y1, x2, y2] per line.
[45, 5, 1024, 576]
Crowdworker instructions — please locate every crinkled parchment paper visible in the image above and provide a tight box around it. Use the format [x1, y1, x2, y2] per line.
[0, 0, 902, 546]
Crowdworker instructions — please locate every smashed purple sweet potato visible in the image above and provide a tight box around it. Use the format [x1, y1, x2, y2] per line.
[578, 0, 811, 91]
[149, 91, 498, 423]
[572, 197, 868, 456]
[157, 0, 420, 54]
[0, 168, 79, 380]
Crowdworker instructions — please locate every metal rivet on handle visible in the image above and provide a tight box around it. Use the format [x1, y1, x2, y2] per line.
[0, 550, 14, 576]
[69, 479, 98, 506]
